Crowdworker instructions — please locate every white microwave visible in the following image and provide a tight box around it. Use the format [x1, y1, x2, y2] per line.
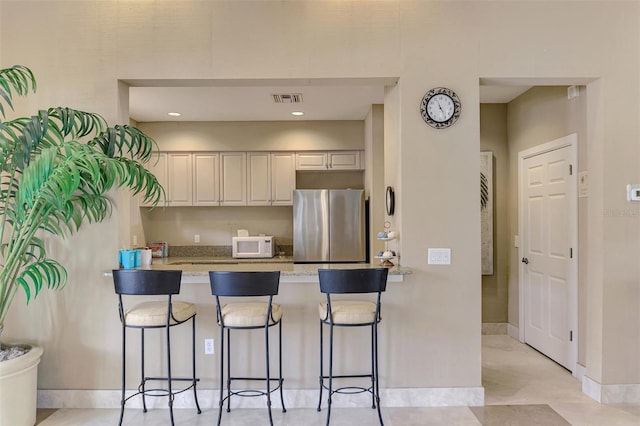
[232, 236, 275, 258]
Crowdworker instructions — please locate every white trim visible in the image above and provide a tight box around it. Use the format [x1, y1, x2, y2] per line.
[38, 387, 484, 409]
[517, 133, 578, 374]
[574, 363, 587, 382]
[507, 324, 520, 340]
[582, 376, 640, 403]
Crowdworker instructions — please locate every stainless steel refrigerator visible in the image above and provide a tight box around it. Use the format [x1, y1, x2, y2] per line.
[293, 189, 366, 263]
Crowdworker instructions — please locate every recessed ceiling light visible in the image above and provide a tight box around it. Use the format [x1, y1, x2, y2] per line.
[291, 111, 304, 116]
[167, 112, 181, 117]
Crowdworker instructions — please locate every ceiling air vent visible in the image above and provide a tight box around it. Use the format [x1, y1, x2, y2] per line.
[272, 93, 303, 103]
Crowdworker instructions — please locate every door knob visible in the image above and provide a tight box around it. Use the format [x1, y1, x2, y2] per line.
[521, 257, 529, 264]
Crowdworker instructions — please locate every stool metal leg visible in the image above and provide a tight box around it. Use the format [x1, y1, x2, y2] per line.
[371, 325, 376, 409]
[374, 322, 383, 425]
[373, 323, 384, 425]
[317, 320, 324, 412]
[217, 323, 224, 426]
[226, 328, 231, 413]
[279, 320, 286, 413]
[265, 323, 274, 426]
[119, 323, 126, 426]
[326, 322, 334, 426]
[191, 316, 202, 414]
[166, 318, 175, 426]
[141, 328, 147, 413]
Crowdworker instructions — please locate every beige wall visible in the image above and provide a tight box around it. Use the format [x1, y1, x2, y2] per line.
[138, 121, 364, 152]
[480, 104, 509, 323]
[2, 0, 639, 395]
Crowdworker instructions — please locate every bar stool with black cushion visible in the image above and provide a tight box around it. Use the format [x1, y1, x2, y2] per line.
[112, 269, 201, 426]
[317, 267, 389, 426]
[208, 271, 286, 426]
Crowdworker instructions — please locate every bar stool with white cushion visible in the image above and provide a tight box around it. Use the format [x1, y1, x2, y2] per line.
[112, 269, 201, 426]
[317, 267, 388, 426]
[208, 270, 286, 426]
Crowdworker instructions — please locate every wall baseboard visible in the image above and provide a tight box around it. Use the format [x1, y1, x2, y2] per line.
[582, 375, 640, 403]
[507, 324, 519, 340]
[481, 323, 508, 335]
[38, 387, 485, 409]
[573, 363, 586, 381]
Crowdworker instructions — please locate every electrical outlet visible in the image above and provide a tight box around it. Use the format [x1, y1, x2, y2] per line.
[132, 235, 138, 247]
[194, 234, 200, 243]
[204, 339, 214, 355]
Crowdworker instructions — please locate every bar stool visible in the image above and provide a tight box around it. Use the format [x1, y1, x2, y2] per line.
[208, 271, 286, 426]
[112, 269, 201, 426]
[317, 267, 388, 426]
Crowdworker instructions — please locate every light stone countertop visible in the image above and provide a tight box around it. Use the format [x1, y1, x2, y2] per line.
[107, 256, 409, 283]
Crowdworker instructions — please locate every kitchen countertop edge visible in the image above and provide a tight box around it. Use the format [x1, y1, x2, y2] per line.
[105, 257, 409, 283]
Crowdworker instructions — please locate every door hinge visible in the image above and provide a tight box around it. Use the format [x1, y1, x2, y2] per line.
[570, 248, 573, 258]
[569, 164, 573, 175]
[570, 330, 573, 342]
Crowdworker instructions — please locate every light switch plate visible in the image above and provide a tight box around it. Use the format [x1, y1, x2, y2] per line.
[428, 248, 451, 265]
[627, 184, 640, 202]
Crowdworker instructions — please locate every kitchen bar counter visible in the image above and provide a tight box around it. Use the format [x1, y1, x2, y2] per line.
[108, 257, 409, 282]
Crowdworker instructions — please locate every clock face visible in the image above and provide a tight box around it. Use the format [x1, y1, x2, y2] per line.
[420, 87, 461, 129]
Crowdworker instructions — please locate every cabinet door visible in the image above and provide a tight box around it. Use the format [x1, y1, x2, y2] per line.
[328, 151, 362, 170]
[247, 152, 271, 206]
[271, 152, 296, 205]
[140, 152, 168, 207]
[295, 152, 327, 170]
[193, 153, 219, 206]
[167, 153, 193, 206]
[220, 152, 246, 206]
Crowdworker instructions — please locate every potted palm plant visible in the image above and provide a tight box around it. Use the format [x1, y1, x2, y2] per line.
[0, 65, 163, 425]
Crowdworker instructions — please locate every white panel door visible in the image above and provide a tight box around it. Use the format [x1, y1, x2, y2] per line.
[521, 143, 575, 370]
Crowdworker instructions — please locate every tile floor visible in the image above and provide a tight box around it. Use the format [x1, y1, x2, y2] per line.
[36, 335, 640, 425]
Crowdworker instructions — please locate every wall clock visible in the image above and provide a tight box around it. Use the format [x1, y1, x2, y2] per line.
[419, 87, 461, 129]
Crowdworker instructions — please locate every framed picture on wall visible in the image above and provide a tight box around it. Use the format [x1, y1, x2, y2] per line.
[481, 151, 494, 275]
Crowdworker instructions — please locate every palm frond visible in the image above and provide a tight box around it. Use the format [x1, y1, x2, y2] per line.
[16, 259, 67, 304]
[0, 65, 36, 119]
[0, 65, 164, 329]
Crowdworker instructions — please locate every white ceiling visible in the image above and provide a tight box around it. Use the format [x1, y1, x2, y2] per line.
[128, 80, 532, 123]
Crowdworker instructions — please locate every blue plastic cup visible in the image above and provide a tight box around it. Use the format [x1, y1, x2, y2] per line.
[121, 250, 136, 269]
[134, 249, 142, 267]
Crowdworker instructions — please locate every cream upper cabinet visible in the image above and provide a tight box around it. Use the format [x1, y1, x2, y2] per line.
[193, 153, 220, 206]
[295, 151, 362, 170]
[220, 152, 246, 206]
[167, 153, 193, 206]
[247, 152, 296, 206]
[247, 152, 271, 205]
[295, 152, 327, 170]
[328, 151, 362, 170]
[270, 152, 296, 205]
[140, 152, 168, 207]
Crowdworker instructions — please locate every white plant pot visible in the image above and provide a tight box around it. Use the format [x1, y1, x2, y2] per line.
[0, 345, 43, 426]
